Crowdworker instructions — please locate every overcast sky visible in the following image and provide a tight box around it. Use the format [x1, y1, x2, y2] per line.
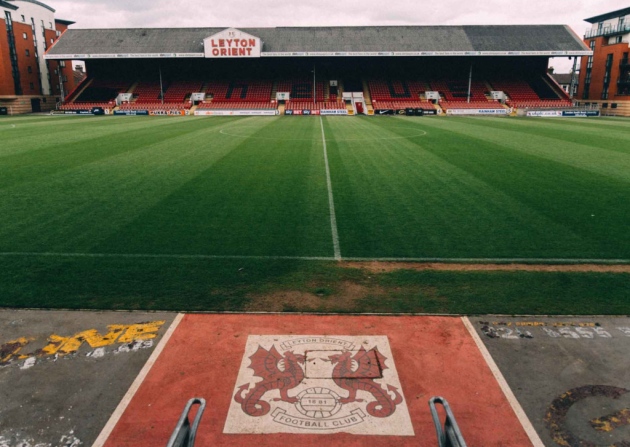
[51, 0, 629, 72]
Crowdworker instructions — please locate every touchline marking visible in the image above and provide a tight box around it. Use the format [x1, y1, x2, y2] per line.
[0, 252, 336, 261]
[462, 317, 545, 447]
[92, 313, 184, 447]
[0, 252, 628, 264]
[320, 116, 341, 260]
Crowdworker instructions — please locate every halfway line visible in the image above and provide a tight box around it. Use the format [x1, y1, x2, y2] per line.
[320, 116, 341, 260]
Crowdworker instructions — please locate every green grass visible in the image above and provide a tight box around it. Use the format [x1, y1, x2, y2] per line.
[0, 114, 628, 313]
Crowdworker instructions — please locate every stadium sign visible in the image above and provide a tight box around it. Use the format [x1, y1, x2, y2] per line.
[194, 110, 277, 116]
[204, 28, 262, 58]
[562, 110, 600, 117]
[149, 110, 188, 116]
[446, 109, 508, 115]
[321, 109, 348, 115]
[114, 110, 149, 115]
[527, 110, 563, 117]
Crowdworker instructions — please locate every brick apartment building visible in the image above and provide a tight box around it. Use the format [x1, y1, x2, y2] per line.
[576, 7, 630, 116]
[0, 0, 76, 114]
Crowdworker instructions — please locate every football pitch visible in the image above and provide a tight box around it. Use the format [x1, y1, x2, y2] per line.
[0, 114, 628, 313]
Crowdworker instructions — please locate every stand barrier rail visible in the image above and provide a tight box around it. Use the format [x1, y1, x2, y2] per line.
[166, 398, 206, 447]
[429, 396, 467, 447]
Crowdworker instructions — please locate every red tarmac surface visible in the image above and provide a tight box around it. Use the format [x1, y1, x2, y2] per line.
[103, 314, 533, 446]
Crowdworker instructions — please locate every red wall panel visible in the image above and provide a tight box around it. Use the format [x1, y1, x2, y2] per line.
[0, 18, 15, 95]
[578, 36, 630, 100]
[12, 22, 41, 95]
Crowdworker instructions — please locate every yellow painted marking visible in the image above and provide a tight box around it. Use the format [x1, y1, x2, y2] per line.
[0, 321, 166, 363]
[590, 408, 630, 432]
[46, 324, 132, 355]
[0, 337, 33, 364]
[117, 321, 164, 343]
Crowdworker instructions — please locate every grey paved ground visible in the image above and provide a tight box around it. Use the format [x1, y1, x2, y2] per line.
[3, 312, 630, 446]
[472, 316, 630, 447]
[0, 310, 176, 447]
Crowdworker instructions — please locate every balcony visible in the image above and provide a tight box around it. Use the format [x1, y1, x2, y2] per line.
[585, 23, 630, 39]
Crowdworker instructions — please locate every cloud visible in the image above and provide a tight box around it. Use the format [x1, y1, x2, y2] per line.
[53, 0, 628, 32]
[51, 0, 628, 71]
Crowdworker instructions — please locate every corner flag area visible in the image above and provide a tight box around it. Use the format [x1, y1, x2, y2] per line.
[2, 311, 630, 446]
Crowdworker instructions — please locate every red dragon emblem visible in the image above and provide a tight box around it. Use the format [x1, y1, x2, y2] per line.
[234, 345, 306, 416]
[328, 346, 403, 417]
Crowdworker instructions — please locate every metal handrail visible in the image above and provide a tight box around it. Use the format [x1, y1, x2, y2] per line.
[585, 23, 630, 39]
[166, 398, 206, 447]
[429, 397, 468, 447]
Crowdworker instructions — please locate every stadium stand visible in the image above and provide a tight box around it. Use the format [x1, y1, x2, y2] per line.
[285, 101, 345, 111]
[277, 79, 325, 101]
[368, 80, 426, 101]
[58, 101, 115, 110]
[69, 78, 132, 104]
[489, 77, 573, 108]
[198, 101, 274, 110]
[438, 101, 504, 110]
[205, 80, 273, 102]
[132, 80, 164, 103]
[46, 26, 589, 116]
[118, 102, 192, 110]
[368, 80, 436, 111]
[429, 80, 489, 102]
[163, 81, 204, 103]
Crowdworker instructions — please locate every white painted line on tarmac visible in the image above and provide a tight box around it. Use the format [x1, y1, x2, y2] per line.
[462, 316, 544, 447]
[92, 313, 185, 447]
[320, 115, 341, 260]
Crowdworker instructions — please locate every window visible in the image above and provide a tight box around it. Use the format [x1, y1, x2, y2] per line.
[50, 38, 54, 44]
[25, 49, 29, 56]
[611, 103, 618, 109]
[56, 30, 60, 37]
[589, 40, 595, 50]
[602, 85, 609, 100]
[59, 61, 65, 67]
[49, 22, 52, 28]
[602, 103, 608, 108]
[21, 15, 25, 21]
[606, 54, 613, 66]
[22, 32, 27, 39]
[598, 22, 603, 31]
[616, 36, 623, 44]
[27, 66, 32, 73]
[29, 82, 34, 90]
[620, 17, 625, 27]
[62, 75, 68, 82]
